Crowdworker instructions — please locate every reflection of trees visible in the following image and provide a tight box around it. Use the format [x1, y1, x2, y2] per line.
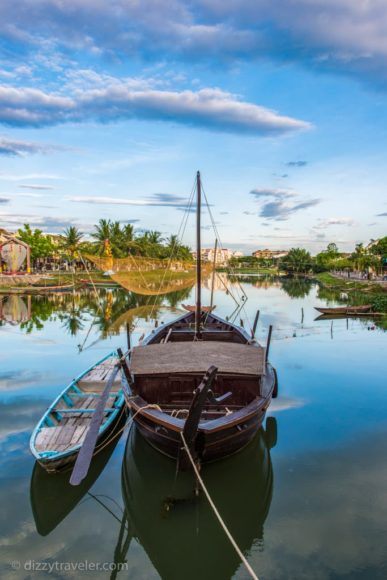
[13, 285, 194, 337]
[20, 297, 58, 333]
[163, 285, 193, 308]
[317, 285, 343, 304]
[281, 277, 313, 299]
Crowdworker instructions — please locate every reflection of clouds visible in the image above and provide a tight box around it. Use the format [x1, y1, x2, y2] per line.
[268, 396, 305, 413]
[0, 440, 154, 580]
[0, 369, 51, 392]
[0, 398, 44, 446]
[247, 429, 387, 579]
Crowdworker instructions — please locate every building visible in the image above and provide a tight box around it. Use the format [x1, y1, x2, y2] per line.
[252, 249, 288, 260]
[0, 235, 31, 273]
[192, 248, 241, 266]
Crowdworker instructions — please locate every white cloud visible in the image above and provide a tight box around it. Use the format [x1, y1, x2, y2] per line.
[0, 83, 311, 135]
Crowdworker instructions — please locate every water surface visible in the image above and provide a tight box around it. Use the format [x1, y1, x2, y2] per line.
[1, 276, 386, 579]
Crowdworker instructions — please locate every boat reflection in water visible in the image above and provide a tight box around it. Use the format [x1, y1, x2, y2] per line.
[120, 417, 277, 580]
[30, 429, 124, 536]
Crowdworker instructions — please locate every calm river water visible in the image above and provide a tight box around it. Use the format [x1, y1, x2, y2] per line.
[0, 275, 386, 579]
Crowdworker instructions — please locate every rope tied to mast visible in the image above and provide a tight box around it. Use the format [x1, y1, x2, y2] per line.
[180, 431, 259, 580]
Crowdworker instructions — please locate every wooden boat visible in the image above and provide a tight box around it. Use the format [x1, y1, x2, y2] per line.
[315, 304, 372, 315]
[30, 351, 127, 473]
[120, 420, 276, 580]
[182, 304, 215, 313]
[123, 172, 278, 466]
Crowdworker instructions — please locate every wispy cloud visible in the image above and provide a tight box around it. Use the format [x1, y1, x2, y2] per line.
[69, 193, 189, 208]
[250, 186, 320, 221]
[376, 212, 387, 216]
[314, 217, 356, 229]
[0, 135, 64, 156]
[259, 198, 320, 221]
[0, 197, 10, 204]
[0, 213, 78, 231]
[250, 187, 296, 199]
[19, 184, 54, 190]
[286, 160, 307, 167]
[0, 84, 311, 135]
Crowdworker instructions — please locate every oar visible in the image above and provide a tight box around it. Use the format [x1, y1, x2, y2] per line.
[70, 364, 120, 486]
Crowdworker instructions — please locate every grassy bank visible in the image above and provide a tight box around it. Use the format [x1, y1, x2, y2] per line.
[0, 271, 112, 290]
[314, 272, 387, 313]
[216, 267, 279, 274]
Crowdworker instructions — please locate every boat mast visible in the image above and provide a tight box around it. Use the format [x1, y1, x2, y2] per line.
[196, 170, 202, 338]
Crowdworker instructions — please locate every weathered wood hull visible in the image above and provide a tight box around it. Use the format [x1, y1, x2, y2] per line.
[126, 311, 277, 464]
[30, 352, 127, 474]
[315, 305, 372, 315]
[35, 405, 127, 474]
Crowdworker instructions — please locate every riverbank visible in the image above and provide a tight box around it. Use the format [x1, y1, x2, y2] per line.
[314, 272, 387, 313]
[0, 271, 115, 291]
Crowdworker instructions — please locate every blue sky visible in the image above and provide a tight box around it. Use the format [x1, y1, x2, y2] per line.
[0, 0, 386, 253]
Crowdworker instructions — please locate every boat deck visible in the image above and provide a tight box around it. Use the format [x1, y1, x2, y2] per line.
[130, 341, 265, 377]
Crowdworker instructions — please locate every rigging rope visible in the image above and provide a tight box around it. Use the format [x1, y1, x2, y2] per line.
[180, 432, 259, 580]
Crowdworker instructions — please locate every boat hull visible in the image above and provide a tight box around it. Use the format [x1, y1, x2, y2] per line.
[315, 305, 372, 315]
[35, 405, 127, 474]
[127, 361, 276, 464]
[30, 351, 127, 474]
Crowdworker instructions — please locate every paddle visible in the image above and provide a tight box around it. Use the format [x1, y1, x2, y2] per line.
[70, 364, 120, 486]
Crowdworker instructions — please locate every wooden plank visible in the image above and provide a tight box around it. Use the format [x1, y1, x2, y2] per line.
[130, 341, 264, 376]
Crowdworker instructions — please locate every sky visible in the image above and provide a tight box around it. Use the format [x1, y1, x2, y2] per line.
[0, 0, 387, 254]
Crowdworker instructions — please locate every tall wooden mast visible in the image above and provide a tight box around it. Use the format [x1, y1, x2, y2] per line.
[195, 170, 202, 338]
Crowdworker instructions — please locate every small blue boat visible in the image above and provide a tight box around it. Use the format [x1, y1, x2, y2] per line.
[30, 351, 127, 474]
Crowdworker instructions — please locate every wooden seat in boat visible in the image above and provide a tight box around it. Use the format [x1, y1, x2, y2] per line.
[130, 341, 265, 377]
[77, 359, 122, 391]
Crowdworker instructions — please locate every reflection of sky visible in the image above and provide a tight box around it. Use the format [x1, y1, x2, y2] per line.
[0, 280, 386, 578]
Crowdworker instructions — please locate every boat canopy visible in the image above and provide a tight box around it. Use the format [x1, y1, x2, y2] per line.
[130, 341, 265, 377]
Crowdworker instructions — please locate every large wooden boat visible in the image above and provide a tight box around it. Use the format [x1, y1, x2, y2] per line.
[30, 351, 127, 473]
[123, 172, 278, 466]
[315, 304, 372, 315]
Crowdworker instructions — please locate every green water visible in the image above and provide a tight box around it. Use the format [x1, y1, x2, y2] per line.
[1, 276, 387, 579]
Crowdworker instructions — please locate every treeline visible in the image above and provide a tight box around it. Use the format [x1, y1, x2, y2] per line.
[280, 241, 387, 274]
[16, 220, 192, 264]
[229, 240, 387, 274]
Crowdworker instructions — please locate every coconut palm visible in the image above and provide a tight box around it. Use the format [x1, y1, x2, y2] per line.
[61, 226, 83, 260]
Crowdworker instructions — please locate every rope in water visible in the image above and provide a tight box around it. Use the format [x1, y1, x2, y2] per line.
[179, 432, 259, 580]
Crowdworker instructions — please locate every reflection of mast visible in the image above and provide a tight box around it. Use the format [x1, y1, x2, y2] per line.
[209, 238, 218, 311]
[195, 170, 202, 338]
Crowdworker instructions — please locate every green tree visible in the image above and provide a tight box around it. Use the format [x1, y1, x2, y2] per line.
[280, 248, 312, 274]
[17, 224, 55, 264]
[91, 219, 112, 255]
[61, 226, 83, 261]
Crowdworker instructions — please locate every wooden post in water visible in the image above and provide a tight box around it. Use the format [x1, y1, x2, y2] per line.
[126, 323, 131, 351]
[195, 170, 202, 339]
[209, 238, 218, 311]
[252, 309, 260, 338]
[265, 325, 273, 362]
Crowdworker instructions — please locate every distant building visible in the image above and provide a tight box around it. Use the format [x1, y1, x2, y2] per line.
[252, 249, 288, 260]
[191, 248, 241, 266]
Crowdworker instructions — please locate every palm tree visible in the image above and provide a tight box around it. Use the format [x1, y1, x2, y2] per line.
[91, 219, 112, 255]
[61, 226, 83, 264]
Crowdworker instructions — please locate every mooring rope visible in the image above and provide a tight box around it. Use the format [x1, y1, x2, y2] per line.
[180, 432, 259, 580]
